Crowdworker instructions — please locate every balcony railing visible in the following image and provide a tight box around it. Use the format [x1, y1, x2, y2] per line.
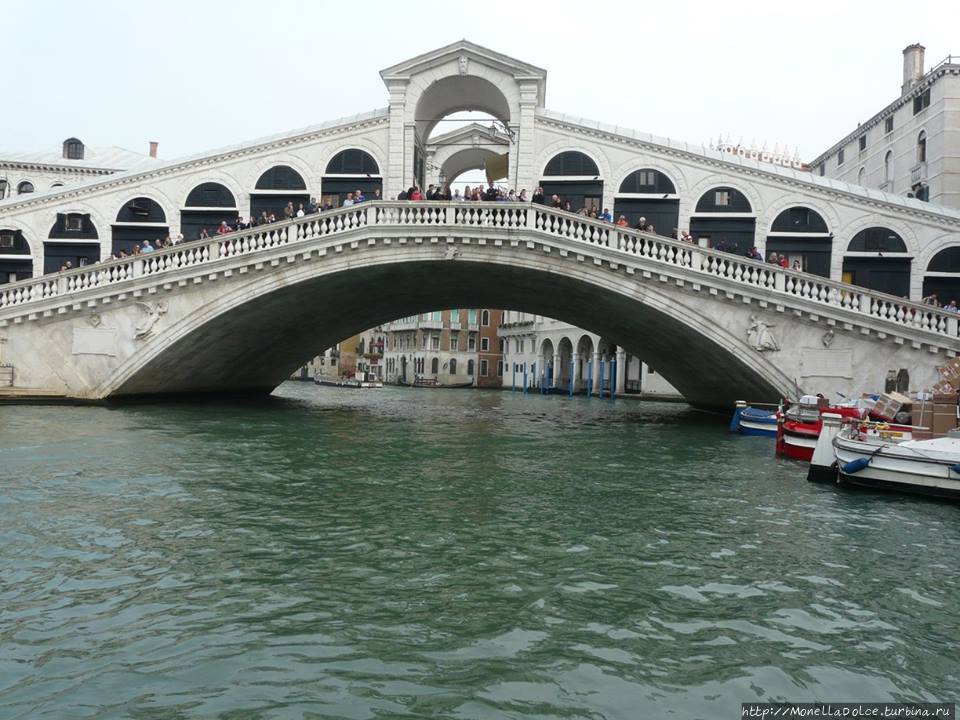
[1, 200, 958, 341]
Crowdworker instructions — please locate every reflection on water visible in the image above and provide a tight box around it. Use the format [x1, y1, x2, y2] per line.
[1, 383, 958, 718]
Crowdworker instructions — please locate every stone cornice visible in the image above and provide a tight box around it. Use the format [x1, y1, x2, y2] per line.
[0, 112, 389, 216]
[0, 162, 117, 175]
[534, 115, 960, 231]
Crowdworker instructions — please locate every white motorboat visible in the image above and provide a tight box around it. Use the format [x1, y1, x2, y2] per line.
[827, 422, 960, 500]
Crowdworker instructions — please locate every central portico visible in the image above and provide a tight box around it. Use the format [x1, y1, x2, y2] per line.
[379, 40, 547, 197]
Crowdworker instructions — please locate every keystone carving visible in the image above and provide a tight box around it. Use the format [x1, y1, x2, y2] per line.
[822, 329, 835, 347]
[747, 314, 780, 352]
[88, 312, 102, 328]
[134, 301, 168, 340]
[458, 56, 469, 75]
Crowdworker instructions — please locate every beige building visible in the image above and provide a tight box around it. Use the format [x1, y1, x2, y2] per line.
[382, 309, 503, 387]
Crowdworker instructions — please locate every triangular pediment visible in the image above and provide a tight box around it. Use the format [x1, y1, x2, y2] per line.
[380, 39, 547, 92]
[427, 122, 510, 148]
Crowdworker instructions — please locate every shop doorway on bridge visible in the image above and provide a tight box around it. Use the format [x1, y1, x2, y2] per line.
[321, 150, 382, 208]
[180, 183, 238, 241]
[539, 338, 555, 389]
[689, 187, 756, 255]
[842, 227, 911, 297]
[44, 213, 100, 274]
[765, 206, 832, 278]
[250, 166, 310, 220]
[111, 197, 169, 255]
[613, 169, 679, 234]
[539, 151, 603, 213]
[0, 229, 33, 283]
[923, 247, 960, 305]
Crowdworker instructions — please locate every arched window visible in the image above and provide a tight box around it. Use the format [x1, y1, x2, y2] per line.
[116, 197, 167, 223]
[918, 131, 927, 163]
[17, 181, 34, 195]
[618, 169, 676, 194]
[770, 207, 829, 233]
[847, 227, 907, 253]
[325, 149, 379, 175]
[481, 310, 490, 326]
[255, 165, 306, 190]
[184, 182, 236, 208]
[50, 182, 64, 189]
[431, 357, 439, 374]
[857, 167, 866, 186]
[467, 359, 475, 376]
[884, 151, 893, 185]
[543, 151, 599, 177]
[62, 138, 84, 160]
[695, 187, 752, 213]
[0, 180, 7, 199]
[450, 358, 458, 375]
[927, 247, 960, 273]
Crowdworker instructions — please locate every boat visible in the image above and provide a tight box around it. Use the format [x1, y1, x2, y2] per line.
[776, 395, 910, 462]
[776, 396, 864, 461]
[730, 401, 778, 437]
[315, 371, 383, 389]
[807, 414, 960, 501]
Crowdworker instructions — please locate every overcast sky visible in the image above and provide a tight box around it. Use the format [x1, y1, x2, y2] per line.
[4, 0, 957, 163]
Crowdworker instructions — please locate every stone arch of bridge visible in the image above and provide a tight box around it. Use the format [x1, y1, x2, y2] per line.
[96, 241, 797, 409]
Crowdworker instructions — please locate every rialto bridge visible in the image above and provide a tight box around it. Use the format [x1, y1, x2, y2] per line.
[1, 40, 960, 406]
[0, 201, 957, 408]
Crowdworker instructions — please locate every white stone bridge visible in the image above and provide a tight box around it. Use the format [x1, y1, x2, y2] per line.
[1, 202, 956, 409]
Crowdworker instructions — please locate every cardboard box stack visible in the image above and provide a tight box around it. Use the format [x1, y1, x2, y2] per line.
[871, 391, 912, 422]
[923, 356, 960, 438]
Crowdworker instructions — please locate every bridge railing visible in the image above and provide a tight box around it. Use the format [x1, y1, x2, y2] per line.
[1, 201, 957, 341]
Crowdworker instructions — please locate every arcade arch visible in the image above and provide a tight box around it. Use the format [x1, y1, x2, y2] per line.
[322, 149, 382, 207]
[766, 206, 832, 277]
[689, 186, 756, 253]
[112, 197, 169, 255]
[0, 228, 32, 283]
[180, 182, 238, 240]
[614, 168, 679, 233]
[842, 227, 910, 297]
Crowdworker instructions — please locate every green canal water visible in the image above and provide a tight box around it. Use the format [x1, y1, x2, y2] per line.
[1, 383, 958, 718]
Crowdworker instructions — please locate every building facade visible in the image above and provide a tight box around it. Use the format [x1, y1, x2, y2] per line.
[811, 45, 959, 210]
[498, 312, 680, 398]
[382, 309, 503, 387]
[2, 40, 960, 303]
[298, 327, 386, 382]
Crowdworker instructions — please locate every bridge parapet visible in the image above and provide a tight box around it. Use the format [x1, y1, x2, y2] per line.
[0, 201, 957, 346]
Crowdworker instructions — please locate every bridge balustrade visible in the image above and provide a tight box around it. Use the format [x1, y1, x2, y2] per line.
[1, 201, 957, 342]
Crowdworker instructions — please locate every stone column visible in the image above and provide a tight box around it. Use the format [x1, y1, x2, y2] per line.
[536, 354, 545, 390]
[512, 82, 540, 194]
[591, 351, 601, 397]
[385, 80, 408, 199]
[616, 349, 627, 395]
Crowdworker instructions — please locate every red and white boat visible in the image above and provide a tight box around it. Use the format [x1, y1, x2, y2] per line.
[776, 395, 912, 462]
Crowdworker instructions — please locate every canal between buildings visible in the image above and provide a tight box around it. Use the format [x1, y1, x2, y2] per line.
[1, 383, 958, 718]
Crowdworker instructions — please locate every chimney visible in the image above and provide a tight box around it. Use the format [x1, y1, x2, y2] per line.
[901, 44, 925, 95]
[149, 141, 158, 159]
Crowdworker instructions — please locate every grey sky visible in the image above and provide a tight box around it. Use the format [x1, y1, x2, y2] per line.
[4, 0, 957, 164]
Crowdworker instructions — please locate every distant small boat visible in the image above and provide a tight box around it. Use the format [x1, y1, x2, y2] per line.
[315, 372, 383, 389]
[730, 402, 778, 437]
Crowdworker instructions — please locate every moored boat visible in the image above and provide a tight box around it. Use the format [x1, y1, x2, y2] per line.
[730, 401, 778, 437]
[776, 395, 868, 462]
[833, 424, 960, 500]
